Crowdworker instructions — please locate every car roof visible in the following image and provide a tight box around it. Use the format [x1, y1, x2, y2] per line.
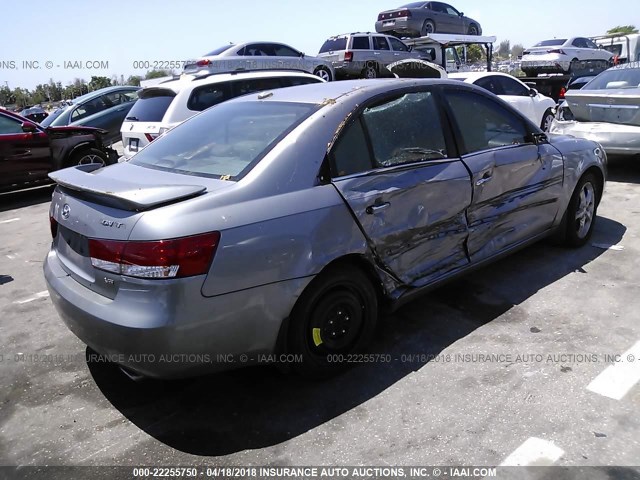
[448, 71, 521, 82]
[227, 78, 472, 106]
[141, 70, 322, 94]
[71, 85, 140, 105]
[327, 32, 391, 38]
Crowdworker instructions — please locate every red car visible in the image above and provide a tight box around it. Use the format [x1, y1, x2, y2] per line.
[0, 108, 115, 192]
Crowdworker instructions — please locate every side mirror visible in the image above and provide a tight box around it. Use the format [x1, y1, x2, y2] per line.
[407, 45, 413, 52]
[529, 88, 538, 97]
[300, 52, 305, 58]
[459, 12, 464, 16]
[21, 121, 37, 133]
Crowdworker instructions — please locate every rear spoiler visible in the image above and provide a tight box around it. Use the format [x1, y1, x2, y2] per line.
[49, 165, 206, 211]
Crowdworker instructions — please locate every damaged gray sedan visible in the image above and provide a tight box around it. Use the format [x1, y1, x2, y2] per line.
[44, 79, 607, 379]
[551, 62, 640, 156]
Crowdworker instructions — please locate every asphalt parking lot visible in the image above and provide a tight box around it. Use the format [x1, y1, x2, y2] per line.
[0, 159, 639, 472]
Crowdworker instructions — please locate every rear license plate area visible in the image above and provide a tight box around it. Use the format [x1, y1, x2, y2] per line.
[129, 138, 139, 152]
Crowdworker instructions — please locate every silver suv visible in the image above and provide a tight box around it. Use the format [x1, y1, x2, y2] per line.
[318, 33, 425, 79]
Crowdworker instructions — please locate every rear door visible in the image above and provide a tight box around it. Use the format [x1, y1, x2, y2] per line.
[0, 112, 51, 188]
[441, 87, 564, 262]
[330, 89, 472, 286]
[371, 36, 394, 66]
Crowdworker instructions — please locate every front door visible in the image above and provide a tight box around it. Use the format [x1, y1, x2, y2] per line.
[330, 89, 472, 286]
[441, 87, 564, 262]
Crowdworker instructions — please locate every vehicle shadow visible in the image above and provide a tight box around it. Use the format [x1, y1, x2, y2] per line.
[607, 156, 640, 184]
[88, 215, 626, 456]
[0, 185, 54, 213]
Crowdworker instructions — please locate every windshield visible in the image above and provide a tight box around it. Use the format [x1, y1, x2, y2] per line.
[533, 39, 566, 47]
[584, 67, 640, 90]
[204, 45, 234, 56]
[39, 107, 68, 127]
[130, 101, 318, 180]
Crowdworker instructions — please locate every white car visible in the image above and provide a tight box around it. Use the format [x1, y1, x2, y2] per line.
[120, 71, 324, 160]
[521, 37, 612, 76]
[449, 72, 557, 130]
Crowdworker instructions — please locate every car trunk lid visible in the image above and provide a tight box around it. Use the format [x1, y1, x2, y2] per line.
[48, 163, 231, 298]
[565, 88, 640, 126]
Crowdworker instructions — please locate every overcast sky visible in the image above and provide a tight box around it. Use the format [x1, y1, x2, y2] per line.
[2, 0, 637, 89]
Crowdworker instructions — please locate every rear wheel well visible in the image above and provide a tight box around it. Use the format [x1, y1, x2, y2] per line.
[274, 254, 385, 359]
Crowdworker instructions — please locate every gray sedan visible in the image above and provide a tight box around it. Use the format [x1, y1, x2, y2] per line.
[376, 1, 482, 37]
[44, 79, 606, 379]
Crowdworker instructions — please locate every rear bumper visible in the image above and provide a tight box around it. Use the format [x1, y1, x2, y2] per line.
[549, 120, 640, 155]
[44, 249, 312, 378]
[375, 18, 419, 36]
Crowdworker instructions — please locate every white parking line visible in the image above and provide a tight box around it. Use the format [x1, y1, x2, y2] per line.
[587, 340, 640, 400]
[0, 218, 20, 224]
[14, 291, 50, 304]
[500, 437, 564, 466]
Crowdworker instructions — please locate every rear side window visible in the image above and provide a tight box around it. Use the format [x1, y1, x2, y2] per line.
[319, 38, 347, 53]
[204, 45, 234, 56]
[130, 101, 317, 180]
[352, 37, 371, 50]
[373, 36, 390, 51]
[127, 93, 175, 121]
[187, 84, 231, 112]
[444, 89, 528, 154]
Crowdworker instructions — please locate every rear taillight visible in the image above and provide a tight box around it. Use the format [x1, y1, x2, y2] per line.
[88, 232, 220, 279]
[144, 133, 159, 142]
[50, 216, 58, 239]
[344, 51, 353, 62]
[397, 9, 411, 17]
[196, 59, 211, 67]
[559, 87, 566, 99]
[377, 13, 384, 20]
[548, 49, 566, 55]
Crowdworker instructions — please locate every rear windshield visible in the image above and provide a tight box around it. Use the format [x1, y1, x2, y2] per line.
[39, 107, 67, 127]
[319, 38, 347, 53]
[584, 67, 640, 90]
[204, 45, 234, 56]
[402, 2, 427, 7]
[130, 101, 318, 180]
[533, 39, 566, 47]
[126, 93, 175, 122]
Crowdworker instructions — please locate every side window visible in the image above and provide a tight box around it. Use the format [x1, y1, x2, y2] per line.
[244, 44, 271, 56]
[71, 97, 107, 121]
[497, 77, 530, 96]
[572, 38, 587, 48]
[362, 91, 447, 168]
[187, 83, 232, 111]
[475, 76, 504, 95]
[373, 36, 390, 51]
[331, 119, 372, 177]
[0, 114, 23, 134]
[389, 38, 409, 52]
[444, 90, 529, 154]
[444, 4, 459, 15]
[351, 36, 370, 50]
[272, 44, 300, 57]
[233, 78, 285, 96]
[585, 39, 598, 49]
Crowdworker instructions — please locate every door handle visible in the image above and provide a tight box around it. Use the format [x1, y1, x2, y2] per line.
[475, 173, 492, 186]
[366, 202, 390, 214]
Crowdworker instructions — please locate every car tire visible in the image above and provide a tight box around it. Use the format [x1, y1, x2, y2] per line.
[420, 20, 436, 36]
[288, 265, 378, 378]
[313, 65, 333, 82]
[67, 148, 108, 168]
[540, 109, 555, 132]
[362, 62, 379, 79]
[468, 24, 479, 35]
[559, 173, 600, 248]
